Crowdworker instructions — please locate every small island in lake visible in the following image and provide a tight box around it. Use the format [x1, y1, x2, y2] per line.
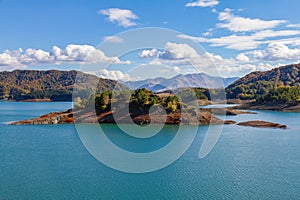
[12, 88, 237, 126]
[237, 121, 287, 129]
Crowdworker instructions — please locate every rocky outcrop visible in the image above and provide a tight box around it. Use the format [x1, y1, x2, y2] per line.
[237, 120, 287, 129]
[11, 109, 74, 125]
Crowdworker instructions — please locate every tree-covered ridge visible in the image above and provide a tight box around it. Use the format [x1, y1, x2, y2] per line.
[228, 63, 300, 88]
[226, 63, 300, 103]
[0, 70, 121, 101]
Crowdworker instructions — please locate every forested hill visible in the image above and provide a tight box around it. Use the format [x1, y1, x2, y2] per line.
[226, 63, 300, 102]
[0, 70, 120, 101]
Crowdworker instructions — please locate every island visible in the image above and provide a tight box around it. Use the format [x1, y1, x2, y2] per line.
[12, 88, 237, 126]
[237, 121, 287, 129]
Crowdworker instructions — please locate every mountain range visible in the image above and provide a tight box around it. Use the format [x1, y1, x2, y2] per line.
[2, 63, 300, 102]
[125, 73, 238, 92]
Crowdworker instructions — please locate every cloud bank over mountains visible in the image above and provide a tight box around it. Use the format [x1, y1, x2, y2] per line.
[0, 44, 130, 71]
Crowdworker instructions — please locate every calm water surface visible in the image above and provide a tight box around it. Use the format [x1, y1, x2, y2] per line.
[0, 102, 300, 199]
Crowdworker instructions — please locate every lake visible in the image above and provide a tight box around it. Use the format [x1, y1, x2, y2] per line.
[0, 102, 300, 199]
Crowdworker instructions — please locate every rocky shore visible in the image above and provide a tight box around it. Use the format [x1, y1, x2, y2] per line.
[11, 107, 287, 129]
[12, 109, 74, 125]
[12, 108, 236, 126]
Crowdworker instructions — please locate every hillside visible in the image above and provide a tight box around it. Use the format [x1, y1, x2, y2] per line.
[0, 70, 121, 101]
[226, 63, 300, 103]
[125, 73, 238, 92]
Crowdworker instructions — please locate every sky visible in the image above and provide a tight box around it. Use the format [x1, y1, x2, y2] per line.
[1, 0, 300, 80]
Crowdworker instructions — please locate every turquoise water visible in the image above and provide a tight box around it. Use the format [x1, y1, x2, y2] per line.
[1, 102, 300, 199]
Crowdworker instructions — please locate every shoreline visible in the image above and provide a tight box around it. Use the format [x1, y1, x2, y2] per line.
[236, 102, 300, 112]
[10, 106, 287, 129]
[19, 99, 52, 102]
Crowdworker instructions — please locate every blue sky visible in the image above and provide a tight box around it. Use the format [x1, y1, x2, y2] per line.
[1, 0, 300, 80]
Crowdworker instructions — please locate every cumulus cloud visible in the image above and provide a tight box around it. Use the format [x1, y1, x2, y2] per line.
[250, 43, 300, 61]
[139, 49, 159, 58]
[139, 43, 207, 65]
[218, 63, 274, 76]
[138, 42, 295, 77]
[186, 0, 219, 7]
[52, 44, 129, 64]
[0, 52, 23, 69]
[0, 45, 130, 70]
[99, 8, 138, 27]
[217, 8, 287, 32]
[93, 69, 131, 81]
[236, 53, 250, 62]
[139, 42, 235, 71]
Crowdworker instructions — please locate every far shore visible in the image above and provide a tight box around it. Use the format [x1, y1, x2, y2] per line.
[2, 98, 300, 112]
[236, 101, 300, 112]
[19, 99, 52, 102]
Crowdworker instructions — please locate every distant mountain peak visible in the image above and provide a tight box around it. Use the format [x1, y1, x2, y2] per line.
[125, 73, 239, 92]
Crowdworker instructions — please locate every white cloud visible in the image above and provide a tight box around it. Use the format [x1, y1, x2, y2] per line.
[22, 48, 54, 64]
[217, 8, 287, 32]
[163, 42, 200, 59]
[0, 52, 23, 68]
[211, 8, 218, 13]
[287, 24, 300, 28]
[139, 42, 235, 72]
[178, 29, 300, 50]
[0, 45, 130, 70]
[138, 42, 296, 77]
[202, 31, 213, 37]
[139, 49, 159, 58]
[218, 63, 274, 76]
[254, 30, 300, 39]
[104, 36, 124, 43]
[241, 63, 275, 72]
[236, 53, 250, 62]
[94, 69, 131, 81]
[186, 0, 219, 7]
[99, 8, 138, 27]
[53, 44, 129, 64]
[178, 34, 261, 50]
[264, 37, 300, 47]
[250, 43, 300, 61]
